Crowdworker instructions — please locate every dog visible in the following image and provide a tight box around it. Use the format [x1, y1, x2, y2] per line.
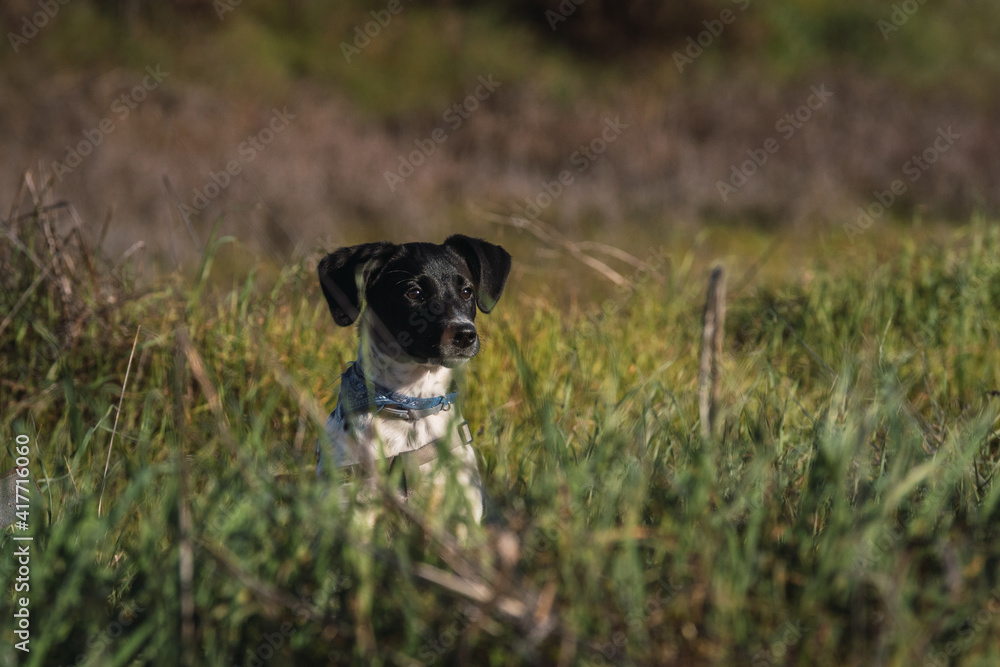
[316, 234, 511, 524]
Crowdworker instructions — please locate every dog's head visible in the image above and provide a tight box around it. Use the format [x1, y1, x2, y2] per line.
[318, 235, 511, 366]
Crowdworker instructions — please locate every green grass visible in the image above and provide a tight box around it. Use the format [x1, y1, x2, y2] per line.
[2, 211, 1000, 666]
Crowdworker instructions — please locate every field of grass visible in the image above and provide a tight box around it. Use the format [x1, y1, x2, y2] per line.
[3, 205, 1000, 666]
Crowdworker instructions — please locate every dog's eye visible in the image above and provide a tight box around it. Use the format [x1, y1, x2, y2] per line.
[460, 287, 474, 300]
[406, 287, 423, 301]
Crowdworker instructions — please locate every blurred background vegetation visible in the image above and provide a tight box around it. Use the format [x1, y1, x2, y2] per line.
[2, 0, 998, 279]
[4, 3, 1000, 665]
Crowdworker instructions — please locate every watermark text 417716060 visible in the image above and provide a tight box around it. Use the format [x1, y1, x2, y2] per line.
[5, 434, 35, 653]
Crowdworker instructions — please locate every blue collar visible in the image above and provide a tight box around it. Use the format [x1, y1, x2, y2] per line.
[337, 363, 459, 421]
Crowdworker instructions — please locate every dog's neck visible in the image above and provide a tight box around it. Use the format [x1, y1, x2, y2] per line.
[357, 333, 454, 399]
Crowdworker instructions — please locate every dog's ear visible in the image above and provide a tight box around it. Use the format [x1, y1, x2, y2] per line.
[318, 242, 395, 326]
[444, 234, 512, 313]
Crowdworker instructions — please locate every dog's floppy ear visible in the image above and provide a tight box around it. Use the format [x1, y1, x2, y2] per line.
[444, 234, 512, 313]
[318, 242, 395, 326]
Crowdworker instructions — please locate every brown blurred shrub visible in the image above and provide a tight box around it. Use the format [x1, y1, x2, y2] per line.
[423, 0, 716, 56]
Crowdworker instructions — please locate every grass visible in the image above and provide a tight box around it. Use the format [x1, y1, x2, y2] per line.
[2, 204, 1000, 666]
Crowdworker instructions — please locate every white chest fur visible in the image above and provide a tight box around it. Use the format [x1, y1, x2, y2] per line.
[318, 344, 485, 523]
[322, 340, 461, 467]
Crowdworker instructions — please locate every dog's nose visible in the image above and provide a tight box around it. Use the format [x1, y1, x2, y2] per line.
[451, 324, 478, 349]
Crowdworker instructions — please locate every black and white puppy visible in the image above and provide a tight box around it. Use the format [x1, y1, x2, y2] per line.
[316, 235, 511, 523]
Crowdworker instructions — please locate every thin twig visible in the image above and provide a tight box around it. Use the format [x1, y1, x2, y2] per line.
[1, 204, 71, 264]
[0, 255, 58, 338]
[6, 171, 32, 225]
[573, 241, 664, 279]
[178, 419, 196, 664]
[730, 235, 784, 296]
[163, 174, 202, 253]
[170, 327, 196, 660]
[252, 329, 333, 433]
[699, 266, 726, 440]
[37, 197, 74, 301]
[198, 538, 324, 622]
[480, 209, 629, 287]
[114, 241, 146, 270]
[98, 325, 142, 516]
[65, 456, 79, 494]
[413, 562, 529, 619]
[179, 331, 242, 463]
[767, 306, 838, 379]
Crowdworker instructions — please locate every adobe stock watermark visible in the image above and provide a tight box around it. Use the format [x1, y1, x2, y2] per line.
[383, 75, 501, 192]
[843, 125, 960, 241]
[672, 0, 751, 73]
[923, 585, 1000, 667]
[10, 433, 34, 654]
[514, 116, 629, 221]
[878, 0, 931, 40]
[176, 107, 296, 219]
[340, 0, 413, 63]
[519, 484, 596, 564]
[235, 570, 351, 667]
[49, 65, 169, 181]
[57, 603, 147, 667]
[851, 520, 906, 575]
[7, 0, 73, 53]
[545, 0, 586, 30]
[583, 575, 687, 666]
[751, 620, 805, 667]
[716, 84, 833, 201]
[416, 607, 482, 664]
[214, 0, 244, 21]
